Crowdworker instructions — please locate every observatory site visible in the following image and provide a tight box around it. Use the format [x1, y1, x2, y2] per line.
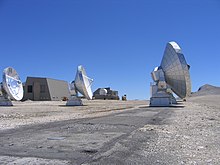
[0, 42, 220, 164]
[1, 0, 220, 163]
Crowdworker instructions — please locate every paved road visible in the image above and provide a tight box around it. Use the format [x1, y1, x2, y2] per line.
[0, 107, 173, 164]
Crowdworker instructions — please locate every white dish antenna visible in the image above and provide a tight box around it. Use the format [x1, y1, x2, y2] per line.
[0, 67, 23, 106]
[150, 41, 191, 106]
[66, 65, 93, 106]
[74, 65, 93, 100]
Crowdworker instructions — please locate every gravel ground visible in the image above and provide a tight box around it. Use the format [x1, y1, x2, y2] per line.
[141, 95, 220, 164]
[0, 95, 220, 164]
[0, 99, 147, 130]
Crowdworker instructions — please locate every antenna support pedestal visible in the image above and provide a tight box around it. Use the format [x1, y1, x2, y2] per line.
[150, 69, 177, 107]
[66, 96, 83, 106]
[150, 90, 177, 107]
[0, 96, 13, 106]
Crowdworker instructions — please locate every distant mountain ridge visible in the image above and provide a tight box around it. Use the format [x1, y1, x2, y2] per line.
[191, 84, 220, 97]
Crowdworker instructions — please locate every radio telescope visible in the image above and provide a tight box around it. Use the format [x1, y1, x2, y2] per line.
[66, 65, 93, 106]
[150, 41, 191, 106]
[99, 88, 107, 96]
[0, 67, 23, 106]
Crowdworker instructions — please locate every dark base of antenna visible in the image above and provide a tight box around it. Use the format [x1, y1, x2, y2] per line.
[66, 96, 83, 106]
[0, 96, 13, 106]
[150, 96, 177, 107]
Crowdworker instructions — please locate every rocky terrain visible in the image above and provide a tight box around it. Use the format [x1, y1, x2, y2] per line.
[143, 95, 220, 164]
[191, 84, 220, 97]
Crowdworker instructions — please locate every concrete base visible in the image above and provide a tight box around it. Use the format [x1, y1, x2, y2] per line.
[150, 97, 177, 107]
[150, 93, 177, 107]
[0, 96, 13, 106]
[66, 96, 83, 106]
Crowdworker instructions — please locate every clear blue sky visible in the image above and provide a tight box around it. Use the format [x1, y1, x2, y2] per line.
[0, 0, 220, 100]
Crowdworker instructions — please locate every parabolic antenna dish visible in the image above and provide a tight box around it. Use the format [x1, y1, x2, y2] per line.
[160, 41, 191, 98]
[74, 65, 93, 100]
[99, 88, 107, 95]
[150, 41, 191, 106]
[2, 67, 23, 101]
